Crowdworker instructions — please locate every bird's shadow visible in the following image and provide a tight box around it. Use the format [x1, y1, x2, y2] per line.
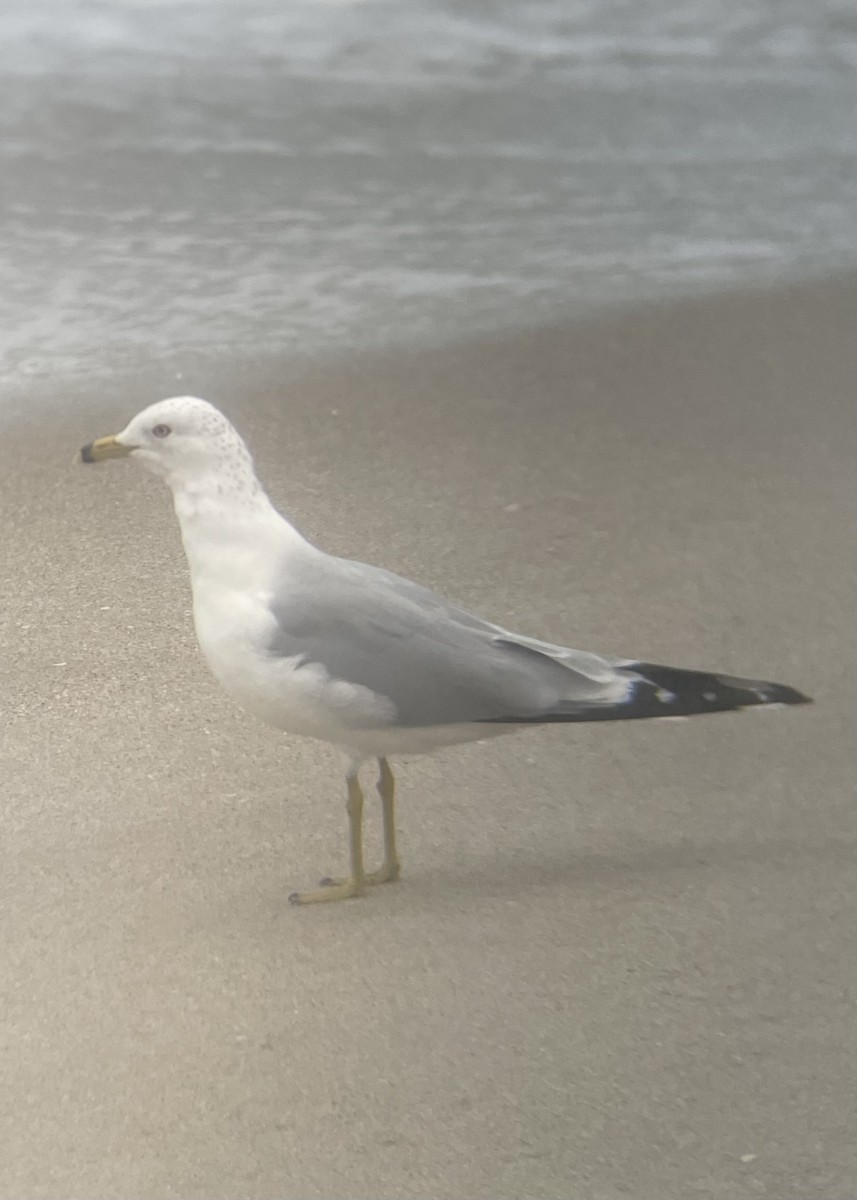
[417, 832, 849, 902]
[269, 832, 853, 920]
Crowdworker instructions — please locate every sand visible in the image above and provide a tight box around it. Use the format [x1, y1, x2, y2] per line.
[1, 275, 854, 1199]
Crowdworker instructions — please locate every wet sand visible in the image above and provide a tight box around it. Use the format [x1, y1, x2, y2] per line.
[1, 275, 854, 1198]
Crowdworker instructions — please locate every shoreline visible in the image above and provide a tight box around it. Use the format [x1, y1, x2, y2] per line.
[3, 265, 855, 427]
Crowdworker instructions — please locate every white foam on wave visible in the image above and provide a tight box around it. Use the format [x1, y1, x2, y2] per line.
[1, 0, 855, 385]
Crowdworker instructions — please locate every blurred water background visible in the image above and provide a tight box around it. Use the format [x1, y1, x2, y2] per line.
[1, 0, 855, 386]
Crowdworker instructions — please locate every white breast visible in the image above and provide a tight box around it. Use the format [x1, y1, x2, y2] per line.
[190, 568, 394, 744]
[174, 486, 395, 745]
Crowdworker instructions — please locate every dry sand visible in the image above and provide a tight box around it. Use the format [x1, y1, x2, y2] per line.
[1, 275, 855, 1199]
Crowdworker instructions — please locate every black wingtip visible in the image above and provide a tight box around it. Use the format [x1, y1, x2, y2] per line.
[765, 683, 812, 706]
[479, 663, 813, 726]
[709, 673, 812, 708]
[80, 442, 95, 463]
[639, 664, 813, 716]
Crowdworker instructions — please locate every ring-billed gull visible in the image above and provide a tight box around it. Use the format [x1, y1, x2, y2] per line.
[81, 396, 810, 904]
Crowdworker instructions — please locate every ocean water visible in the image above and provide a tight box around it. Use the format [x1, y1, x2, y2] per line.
[1, 0, 854, 385]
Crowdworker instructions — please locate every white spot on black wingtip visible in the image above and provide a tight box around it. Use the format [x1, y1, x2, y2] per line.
[655, 688, 676, 703]
[702, 690, 717, 702]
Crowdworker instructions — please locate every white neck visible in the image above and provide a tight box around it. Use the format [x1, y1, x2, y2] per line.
[168, 464, 307, 592]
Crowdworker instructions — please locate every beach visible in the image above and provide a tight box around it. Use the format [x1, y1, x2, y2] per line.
[1, 274, 854, 1198]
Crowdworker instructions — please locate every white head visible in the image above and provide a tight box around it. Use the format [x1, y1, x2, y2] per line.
[81, 396, 261, 496]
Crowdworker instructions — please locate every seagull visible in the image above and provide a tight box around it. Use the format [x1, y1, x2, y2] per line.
[80, 396, 810, 904]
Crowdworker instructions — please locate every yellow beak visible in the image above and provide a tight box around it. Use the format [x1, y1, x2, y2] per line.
[79, 435, 132, 463]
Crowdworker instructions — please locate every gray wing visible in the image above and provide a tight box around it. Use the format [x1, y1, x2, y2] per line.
[266, 550, 627, 728]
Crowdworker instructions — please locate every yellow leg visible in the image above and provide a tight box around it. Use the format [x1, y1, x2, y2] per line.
[316, 758, 401, 889]
[288, 774, 367, 905]
[370, 757, 400, 885]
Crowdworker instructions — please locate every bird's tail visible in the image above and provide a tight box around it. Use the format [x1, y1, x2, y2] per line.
[503, 661, 811, 724]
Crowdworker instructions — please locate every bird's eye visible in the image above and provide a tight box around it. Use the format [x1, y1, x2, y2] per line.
[152, 424, 172, 439]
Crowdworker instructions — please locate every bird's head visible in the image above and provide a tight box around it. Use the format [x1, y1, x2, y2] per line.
[80, 395, 255, 490]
